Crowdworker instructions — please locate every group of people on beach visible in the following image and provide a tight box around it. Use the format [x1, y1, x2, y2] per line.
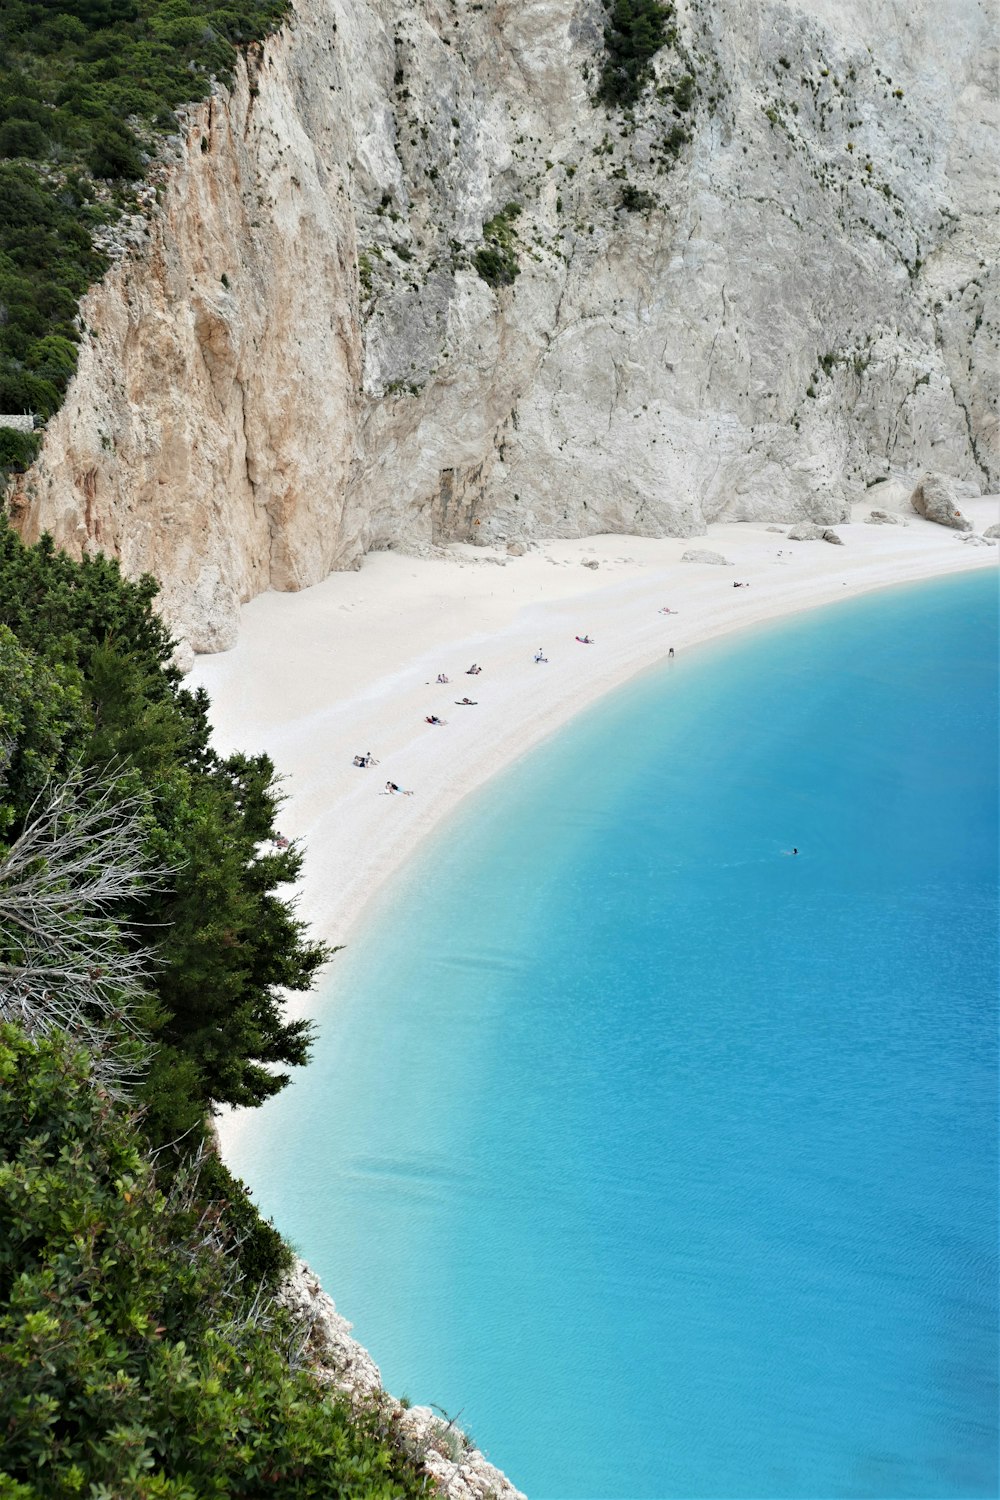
[362, 614, 686, 801]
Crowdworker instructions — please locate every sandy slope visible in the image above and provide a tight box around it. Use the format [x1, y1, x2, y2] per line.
[191, 499, 997, 1021]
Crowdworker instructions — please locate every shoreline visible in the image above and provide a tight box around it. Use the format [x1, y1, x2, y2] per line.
[190, 498, 997, 1148]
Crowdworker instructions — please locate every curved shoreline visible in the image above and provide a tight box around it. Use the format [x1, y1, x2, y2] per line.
[191, 499, 997, 1125]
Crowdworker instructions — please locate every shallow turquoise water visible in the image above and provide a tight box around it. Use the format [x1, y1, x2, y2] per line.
[229, 571, 998, 1499]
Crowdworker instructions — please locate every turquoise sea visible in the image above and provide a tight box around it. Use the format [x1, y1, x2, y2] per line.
[227, 570, 998, 1500]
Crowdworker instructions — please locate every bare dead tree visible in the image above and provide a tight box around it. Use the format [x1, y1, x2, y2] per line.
[0, 766, 172, 1083]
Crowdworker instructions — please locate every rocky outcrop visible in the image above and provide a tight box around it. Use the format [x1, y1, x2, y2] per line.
[786, 523, 843, 543]
[984, 523, 1000, 539]
[865, 509, 903, 524]
[909, 471, 974, 530]
[279, 1260, 525, 1500]
[8, 0, 998, 651]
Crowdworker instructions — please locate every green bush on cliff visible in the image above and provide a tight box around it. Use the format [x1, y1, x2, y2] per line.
[0, 1025, 429, 1498]
[598, 0, 674, 108]
[0, 0, 291, 464]
[0, 518, 328, 1154]
[472, 203, 522, 288]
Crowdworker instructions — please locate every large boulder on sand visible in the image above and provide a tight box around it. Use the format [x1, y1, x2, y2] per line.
[909, 473, 973, 531]
[682, 548, 732, 565]
[983, 523, 1000, 539]
[787, 524, 843, 544]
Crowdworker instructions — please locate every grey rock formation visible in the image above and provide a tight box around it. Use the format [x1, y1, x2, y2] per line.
[787, 523, 843, 543]
[983, 523, 1000, 538]
[682, 548, 733, 565]
[910, 472, 975, 530]
[8, 0, 999, 648]
[581, 557, 599, 569]
[280, 1260, 525, 1500]
[865, 509, 901, 524]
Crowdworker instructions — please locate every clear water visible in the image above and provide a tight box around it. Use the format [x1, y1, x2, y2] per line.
[228, 571, 998, 1500]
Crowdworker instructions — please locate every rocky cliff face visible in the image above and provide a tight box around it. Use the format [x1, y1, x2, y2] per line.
[9, 0, 998, 652]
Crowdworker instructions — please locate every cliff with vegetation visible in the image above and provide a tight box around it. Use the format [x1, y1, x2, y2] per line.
[0, 519, 520, 1497]
[3, 0, 996, 654]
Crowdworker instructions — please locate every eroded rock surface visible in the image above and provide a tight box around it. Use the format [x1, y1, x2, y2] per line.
[279, 1260, 526, 1500]
[9, 0, 998, 648]
[910, 471, 975, 530]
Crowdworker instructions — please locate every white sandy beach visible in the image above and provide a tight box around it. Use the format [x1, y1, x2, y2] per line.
[192, 496, 997, 1030]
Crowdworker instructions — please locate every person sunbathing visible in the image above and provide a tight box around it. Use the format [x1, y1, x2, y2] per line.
[456, 697, 477, 705]
[466, 664, 482, 675]
[384, 781, 414, 796]
[425, 715, 446, 725]
[575, 634, 594, 644]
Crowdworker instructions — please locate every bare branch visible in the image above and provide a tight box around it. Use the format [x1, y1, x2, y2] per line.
[0, 765, 174, 1084]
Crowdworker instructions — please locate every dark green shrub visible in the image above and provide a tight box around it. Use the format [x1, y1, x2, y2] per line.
[0, 1026, 429, 1498]
[0, 427, 40, 473]
[0, 117, 48, 158]
[672, 71, 696, 111]
[87, 123, 145, 178]
[619, 182, 657, 213]
[598, 0, 673, 108]
[473, 203, 522, 288]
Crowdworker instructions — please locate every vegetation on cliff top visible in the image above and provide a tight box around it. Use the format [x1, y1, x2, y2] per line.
[0, 1025, 430, 1498]
[0, 0, 290, 474]
[0, 518, 327, 1153]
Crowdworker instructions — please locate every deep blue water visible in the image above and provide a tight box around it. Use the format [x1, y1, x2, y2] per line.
[228, 570, 998, 1500]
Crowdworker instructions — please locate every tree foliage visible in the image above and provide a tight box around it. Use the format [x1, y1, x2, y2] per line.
[0, 1026, 430, 1499]
[0, 518, 329, 1149]
[0, 0, 290, 467]
[598, 0, 673, 108]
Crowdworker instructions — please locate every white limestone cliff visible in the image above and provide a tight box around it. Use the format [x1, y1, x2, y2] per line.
[9, 0, 998, 651]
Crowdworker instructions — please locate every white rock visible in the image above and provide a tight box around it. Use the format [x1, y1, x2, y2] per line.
[910, 472, 975, 530]
[682, 548, 733, 565]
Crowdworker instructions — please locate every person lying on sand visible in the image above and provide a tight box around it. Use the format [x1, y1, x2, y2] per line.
[575, 634, 594, 644]
[456, 697, 478, 705]
[384, 781, 414, 796]
[425, 715, 446, 725]
[353, 752, 378, 767]
[733, 581, 749, 588]
[466, 664, 482, 675]
[659, 606, 678, 615]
